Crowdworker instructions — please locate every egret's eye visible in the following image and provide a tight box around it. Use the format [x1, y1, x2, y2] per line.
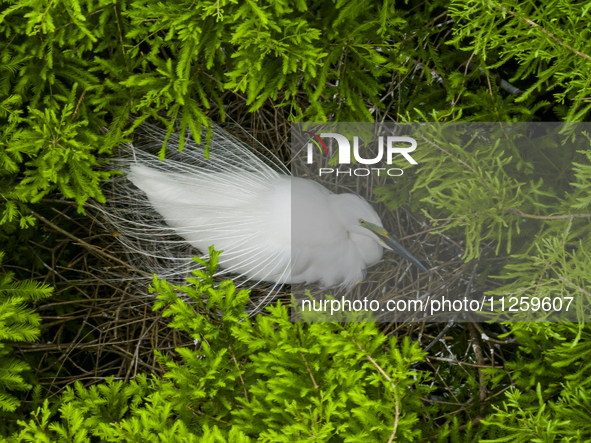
[359, 219, 365, 225]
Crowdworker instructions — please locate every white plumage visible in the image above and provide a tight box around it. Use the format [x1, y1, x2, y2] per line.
[127, 164, 389, 288]
[100, 122, 427, 312]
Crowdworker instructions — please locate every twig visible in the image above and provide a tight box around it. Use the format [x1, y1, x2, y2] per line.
[350, 338, 400, 442]
[426, 356, 499, 369]
[558, 275, 591, 298]
[467, 323, 487, 413]
[300, 353, 319, 389]
[387, 382, 400, 443]
[508, 208, 591, 220]
[71, 89, 87, 121]
[503, 9, 591, 62]
[476, 67, 522, 95]
[423, 321, 454, 352]
[113, 5, 126, 56]
[29, 209, 151, 276]
[230, 346, 250, 400]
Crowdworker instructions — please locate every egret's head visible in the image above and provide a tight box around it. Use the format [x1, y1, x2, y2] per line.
[359, 218, 429, 274]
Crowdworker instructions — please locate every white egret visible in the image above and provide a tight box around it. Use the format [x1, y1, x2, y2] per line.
[102, 122, 428, 309]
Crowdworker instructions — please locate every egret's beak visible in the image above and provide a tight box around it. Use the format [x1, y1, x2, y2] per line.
[361, 221, 430, 274]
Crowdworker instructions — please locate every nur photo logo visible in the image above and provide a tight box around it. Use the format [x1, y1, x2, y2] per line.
[303, 130, 419, 177]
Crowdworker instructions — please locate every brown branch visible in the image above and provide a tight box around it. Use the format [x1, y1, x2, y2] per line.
[508, 208, 591, 220]
[230, 346, 250, 401]
[300, 353, 319, 389]
[475, 66, 522, 95]
[387, 382, 400, 443]
[558, 275, 591, 298]
[426, 356, 499, 369]
[503, 9, 591, 62]
[468, 323, 487, 414]
[350, 338, 400, 442]
[71, 89, 87, 121]
[113, 5, 126, 56]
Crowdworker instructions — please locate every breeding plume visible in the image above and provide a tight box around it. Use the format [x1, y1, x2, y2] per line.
[102, 122, 428, 311]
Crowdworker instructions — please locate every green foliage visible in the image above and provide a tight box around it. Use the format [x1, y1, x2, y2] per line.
[0, 252, 53, 413]
[0, 0, 450, 228]
[2, 0, 591, 441]
[4, 249, 591, 442]
[449, 0, 591, 122]
[481, 323, 591, 442]
[378, 123, 591, 256]
[7, 92, 112, 211]
[6, 248, 434, 442]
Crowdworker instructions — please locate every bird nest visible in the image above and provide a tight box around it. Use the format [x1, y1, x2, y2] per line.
[10, 95, 514, 421]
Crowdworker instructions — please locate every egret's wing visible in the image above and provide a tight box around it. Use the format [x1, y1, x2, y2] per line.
[126, 122, 289, 177]
[127, 163, 291, 283]
[94, 122, 292, 314]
